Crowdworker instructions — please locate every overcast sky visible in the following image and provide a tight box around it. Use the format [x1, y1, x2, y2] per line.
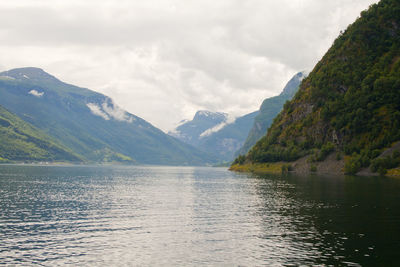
[0, 0, 378, 131]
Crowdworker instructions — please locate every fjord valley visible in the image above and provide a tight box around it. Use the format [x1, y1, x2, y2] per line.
[169, 110, 258, 162]
[0, 67, 216, 165]
[0, 68, 309, 166]
[168, 72, 306, 163]
[232, 0, 400, 176]
[3, 0, 400, 266]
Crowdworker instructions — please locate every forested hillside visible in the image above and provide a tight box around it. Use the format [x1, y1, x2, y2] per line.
[233, 0, 400, 175]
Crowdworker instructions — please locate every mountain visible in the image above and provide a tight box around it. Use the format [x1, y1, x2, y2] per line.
[169, 110, 259, 161]
[170, 71, 306, 162]
[169, 110, 229, 146]
[0, 67, 216, 165]
[232, 0, 400, 175]
[0, 104, 81, 163]
[197, 111, 259, 161]
[236, 71, 307, 156]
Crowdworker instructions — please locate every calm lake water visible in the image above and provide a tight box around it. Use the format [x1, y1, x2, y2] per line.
[0, 165, 400, 266]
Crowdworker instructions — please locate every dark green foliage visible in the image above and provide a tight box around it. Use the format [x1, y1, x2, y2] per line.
[248, 142, 303, 163]
[315, 142, 335, 161]
[234, 0, 400, 169]
[370, 151, 400, 174]
[232, 155, 246, 165]
[344, 154, 363, 174]
[344, 148, 387, 175]
[310, 164, 317, 172]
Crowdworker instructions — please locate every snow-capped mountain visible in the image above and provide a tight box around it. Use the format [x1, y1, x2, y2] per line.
[169, 110, 258, 161]
[169, 110, 229, 146]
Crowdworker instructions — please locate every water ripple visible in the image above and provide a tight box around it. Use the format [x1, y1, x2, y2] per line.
[1, 165, 400, 266]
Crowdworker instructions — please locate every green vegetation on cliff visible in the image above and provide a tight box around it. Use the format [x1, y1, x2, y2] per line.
[236, 72, 306, 156]
[235, 0, 400, 175]
[0, 105, 82, 162]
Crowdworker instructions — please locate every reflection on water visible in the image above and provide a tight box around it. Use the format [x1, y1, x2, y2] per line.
[0, 165, 399, 266]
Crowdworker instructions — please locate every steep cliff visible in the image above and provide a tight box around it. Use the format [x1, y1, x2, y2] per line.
[233, 0, 400, 175]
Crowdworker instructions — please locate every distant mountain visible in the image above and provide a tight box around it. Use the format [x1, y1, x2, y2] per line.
[0, 67, 216, 165]
[169, 110, 228, 146]
[233, 0, 400, 175]
[169, 110, 259, 161]
[0, 104, 81, 163]
[236, 71, 307, 156]
[197, 111, 259, 161]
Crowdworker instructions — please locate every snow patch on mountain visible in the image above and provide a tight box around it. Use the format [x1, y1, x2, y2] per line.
[197, 110, 214, 117]
[194, 110, 228, 120]
[0, 75, 15, 80]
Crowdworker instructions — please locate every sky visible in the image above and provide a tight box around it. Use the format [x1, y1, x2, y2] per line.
[0, 0, 378, 131]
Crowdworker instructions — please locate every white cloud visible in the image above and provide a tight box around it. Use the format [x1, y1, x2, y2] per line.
[87, 103, 109, 120]
[200, 114, 236, 138]
[101, 100, 134, 123]
[87, 99, 134, 123]
[0, 0, 379, 131]
[28, 89, 44, 97]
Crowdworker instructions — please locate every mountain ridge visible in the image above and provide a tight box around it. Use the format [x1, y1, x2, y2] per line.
[0, 67, 217, 165]
[236, 71, 307, 156]
[169, 110, 258, 161]
[168, 110, 229, 146]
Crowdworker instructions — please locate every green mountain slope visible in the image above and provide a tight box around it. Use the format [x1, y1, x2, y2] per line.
[0, 68, 216, 165]
[234, 0, 400, 175]
[0, 105, 81, 162]
[236, 72, 306, 156]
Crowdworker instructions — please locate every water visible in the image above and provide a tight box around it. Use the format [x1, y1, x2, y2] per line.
[0, 165, 400, 266]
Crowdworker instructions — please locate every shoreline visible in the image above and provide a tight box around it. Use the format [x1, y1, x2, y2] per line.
[230, 157, 400, 178]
